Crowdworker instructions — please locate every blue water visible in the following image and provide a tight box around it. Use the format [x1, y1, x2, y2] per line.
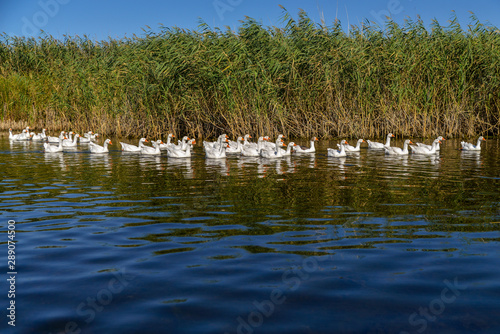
[1, 136, 499, 334]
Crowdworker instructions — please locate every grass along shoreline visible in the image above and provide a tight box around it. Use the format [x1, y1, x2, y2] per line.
[1, 9, 499, 139]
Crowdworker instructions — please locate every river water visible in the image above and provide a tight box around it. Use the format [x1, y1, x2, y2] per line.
[1, 135, 499, 334]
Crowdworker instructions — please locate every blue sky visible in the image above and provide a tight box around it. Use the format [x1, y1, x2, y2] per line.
[1, 0, 499, 40]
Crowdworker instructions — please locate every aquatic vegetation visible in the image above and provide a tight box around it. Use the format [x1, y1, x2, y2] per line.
[0, 9, 499, 139]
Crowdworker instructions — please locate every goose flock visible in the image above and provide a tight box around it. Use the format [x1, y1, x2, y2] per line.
[8, 127, 487, 158]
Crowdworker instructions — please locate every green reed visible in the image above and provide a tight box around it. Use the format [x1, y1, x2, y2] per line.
[1, 9, 499, 139]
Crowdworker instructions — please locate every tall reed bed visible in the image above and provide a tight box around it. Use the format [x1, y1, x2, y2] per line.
[1, 9, 499, 139]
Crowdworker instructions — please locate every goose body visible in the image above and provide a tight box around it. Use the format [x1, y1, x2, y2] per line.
[18, 127, 33, 141]
[260, 141, 286, 158]
[32, 129, 47, 141]
[226, 137, 244, 154]
[62, 134, 80, 148]
[367, 133, 395, 149]
[79, 132, 94, 143]
[240, 134, 253, 147]
[121, 138, 148, 152]
[8, 129, 22, 141]
[89, 139, 112, 153]
[384, 139, 413, 155]
[44, 138, 64, 153]
[159, 134, 175, 150]
[278, 142, 297, 156]
[243, 135, 267, 150]
[461, 136, 485, 151]
[167, 140, 194, 158]
[206, 143, 229, 159]
[295, 137, 318, 153]
[343, 139, 365, 152]
[410, 139, 440, 155]
[88, 133, 100, 141]
[62, 132, 75, 146]
[203, 134, 228, 151]
[48, 131, 66, 143]
[141, 140, 162, 155]
[327, 141, 348, 157]
[12, 129, 32, 141]
[241, 137, 269, 157]
[416, 136, 445, 151]
[228, 135, 244, 149]
[170, 136, 191, 151]
[262, 134, 285, 150]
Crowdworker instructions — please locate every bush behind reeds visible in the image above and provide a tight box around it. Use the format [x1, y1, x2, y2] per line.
[1, 9, 499, 139]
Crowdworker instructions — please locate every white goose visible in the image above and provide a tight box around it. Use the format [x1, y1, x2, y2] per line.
[327, 140, 348, 157]
[89, 139, 112, 153]
[141, 140, 163, 155]
[416, 136, 445, 151]
[260, 141, 286, 158]
[243, 134, 268, 150]
[262, 134, 285, 150]
[206, 143, 229, 159]
[279, 142, 297, 156]
[241, 134, 253, 147]
[367, 133, 395, 149]
[384, 139, 413, 155]
[89, 133, 100, 141]
[20, 127, 32, 141]
[62, 134, 81, 148]
[44, 138, 64, 153]
[62, 132, 75, 146]
[79, 132, 94, 143]
[167, 139, 195, 158]
[228, 135, 243, 148]
[8, 128, 22, 141]
[410, 139, 441, 155]
[340, 139, 365, 152]
[32, 129, 47, 141]
[48, 131, 66, 143]
[170, 136, 191, 151]
[120, 138, 148, 152]
[295, 137, 318, 153]
[226, 137, 243, 154]
[159, 134, 175, 150]
[241, 137, 269, 157]
[203, 134, 228, 151]
[13, 129, 32, 141]
[461, 136, 486, 151]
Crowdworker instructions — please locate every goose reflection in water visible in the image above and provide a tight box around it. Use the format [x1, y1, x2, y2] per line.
[410, 154, 441, 167]
[166, 157, 194, 179]
[205, 158, 229, 176]
[237, 156, 259, 169]
[460, 150, 482, 169]
[257, 156, 296, 176]
[409, 154, 441, 179]
[384, 153, 409, 167]
[89, 153, 112, 172]
[44, 151, 66, 170]
[10, 140, 31, 150]
[139, 155, 163, 171]
[327, 156, 347, 178]
[283, 156, 296, 174]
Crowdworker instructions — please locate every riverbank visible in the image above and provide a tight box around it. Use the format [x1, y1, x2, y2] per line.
[1, 10, 499, 139]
